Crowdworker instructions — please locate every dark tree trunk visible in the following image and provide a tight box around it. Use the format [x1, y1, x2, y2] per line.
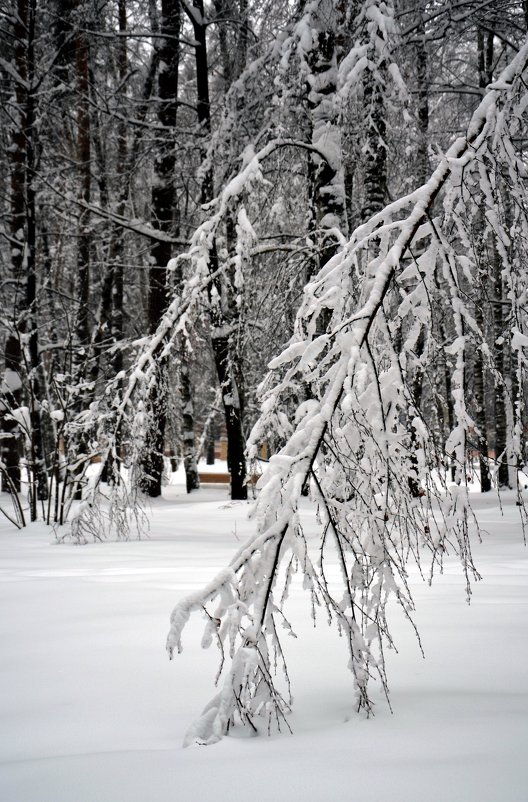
[492, 248, 510, 488]
[415, 1, 429, 186]
[96, 0, 128, 485]
[206, 419, 216, 465]
[1, 0, 28, 493]
[302, 3, 348, 497]
[473, 299, 492, 491]
[2, 0, 47, 511]
[71, 4, 92, 501]
[408, 1, 429, 497]
[139, 0, 189, 496]
[1, 337, 22, 493]
[306, 5, 348, 277]
[75, 20, 91, 353]
[187, 0, 247, 500]
[472, 27, 493, 492]
[25, 0, 48, 512]
[361, 65, 387, 221]
[475, 25, 510, 488]
[181, 356, 200, 493]
[445, 351, 457, 482]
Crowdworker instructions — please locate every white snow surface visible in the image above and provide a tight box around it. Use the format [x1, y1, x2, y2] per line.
[1, 472, 528, 802]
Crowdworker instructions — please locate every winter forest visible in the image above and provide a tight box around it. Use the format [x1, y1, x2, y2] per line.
[1, 0, 528, 795]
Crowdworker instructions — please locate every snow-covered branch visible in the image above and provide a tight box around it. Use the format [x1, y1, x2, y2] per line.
[167, 37, 528, 745]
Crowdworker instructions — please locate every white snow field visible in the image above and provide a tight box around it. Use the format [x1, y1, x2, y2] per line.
[1, 475, 528, 802]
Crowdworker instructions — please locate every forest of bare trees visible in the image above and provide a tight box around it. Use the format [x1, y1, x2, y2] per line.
[1, 0, 526, 524]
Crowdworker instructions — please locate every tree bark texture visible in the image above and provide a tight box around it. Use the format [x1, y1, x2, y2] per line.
[1, 0, 28, 493]
[140, 0, 180, 496]
[189, 0, 247, 500]
[306, 0, 348, 280]
[2, 0, 47, 509]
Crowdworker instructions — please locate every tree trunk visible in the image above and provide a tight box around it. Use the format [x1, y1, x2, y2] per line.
[492, 245, 511, 488]
[1, 0, 48, 511]
[181, 357, 200, 493]
[206, 418, 216, 465]
[472, 27, 494, 492]
[25, 0, 48, 512]
[188, 0, 247, 500]
[139, 0, 191, 496]
[306, 0, 348, 277]
[70, 4, 92, 501]
[361, 59, 387, 221]
[75, 17, 91, 353]
[408, 0, 429, 497]
[1, 0, 28, 494]
[1, 337, 22, 493]
[475, 25, 510, 488]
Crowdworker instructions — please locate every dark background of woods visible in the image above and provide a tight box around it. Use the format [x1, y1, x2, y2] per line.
[0, 0, 527, 523]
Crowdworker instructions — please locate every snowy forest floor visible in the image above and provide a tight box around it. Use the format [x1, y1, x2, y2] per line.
[1, 468, 528, 802]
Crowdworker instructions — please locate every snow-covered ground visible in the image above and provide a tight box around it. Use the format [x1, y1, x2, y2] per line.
[1, 471, 528, 802]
